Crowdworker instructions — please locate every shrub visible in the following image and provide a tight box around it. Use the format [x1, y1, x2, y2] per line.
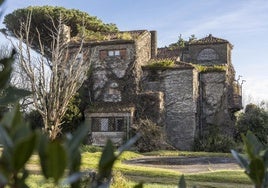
[132, 119, 173, 152]
[192, 64, 227, 72]
[235, 103, 268, 144]
[194, 134, 235, 152]
[194, 124, 235, 152]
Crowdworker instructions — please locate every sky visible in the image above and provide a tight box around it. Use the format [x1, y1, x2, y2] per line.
[0, 0, 268, 105]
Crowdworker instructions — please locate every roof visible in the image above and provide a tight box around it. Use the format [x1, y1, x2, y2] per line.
[189, 34, 230, 45]
[156, 47, 181, 61]
[69, 30, 149, 47]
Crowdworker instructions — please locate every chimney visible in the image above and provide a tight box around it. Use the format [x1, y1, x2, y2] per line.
[150, 30, 157, 58]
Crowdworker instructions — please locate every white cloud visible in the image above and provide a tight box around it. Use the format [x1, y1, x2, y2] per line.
[182, 0, 268, 37]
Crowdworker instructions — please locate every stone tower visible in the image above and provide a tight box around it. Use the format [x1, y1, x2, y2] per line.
[187, 34, 242, 138]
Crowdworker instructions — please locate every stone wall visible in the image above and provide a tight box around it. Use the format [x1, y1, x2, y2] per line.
[188, 43, 229, 65]
[89, 42, 136, 102]
[142, 67, 198, 150]
[199, 71, 235, 135]
[133, 31, 152, 93]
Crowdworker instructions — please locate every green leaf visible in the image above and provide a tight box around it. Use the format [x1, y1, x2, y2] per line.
[242, 132, 264, 161]
[0, 49, 15, 89]
[12, 133, 37, 171]
[0, 86, 31, 105]
[178, 175, 187, 188]
[0, 104, 22, 129]
[231, 150, 249, 171]
[98, 140, 116, 182]
[0, 124, 13, 149]
[248, 158, 265, 186]
[39, 139, 67, 183]
[67, 123, 89, 155]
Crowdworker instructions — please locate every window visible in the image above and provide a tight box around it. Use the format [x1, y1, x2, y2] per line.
[91, 117, 125, 132]
[108, 50, 120, 57]
[99, 49, 126, 60]
[100, 118, 109, 131]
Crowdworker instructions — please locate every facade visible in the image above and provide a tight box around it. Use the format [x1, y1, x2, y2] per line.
[82, 31, 242, 150]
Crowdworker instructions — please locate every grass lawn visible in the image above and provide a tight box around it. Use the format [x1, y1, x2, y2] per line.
[24, 149, 252, 187]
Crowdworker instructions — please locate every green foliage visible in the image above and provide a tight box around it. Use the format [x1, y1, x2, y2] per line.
[0, 105, 37, 187]
[231, 131, 268, 188]
[0, 104, 90, 187]
[61, 94, 83, 133]
[3, 6, 118, 50]
[116, 32, 133, 40]
[3, 3, 142, 187]
[194, 125, 235, 152]
[235, 103, 268, 144]
[147, 59, 175, 68]
[168, 34, 196, 49]
[192, 64, 227, 72]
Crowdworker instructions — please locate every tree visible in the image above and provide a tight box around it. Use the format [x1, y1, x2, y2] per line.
[3, 6, 118, 54]
[3, 9, 93, 140]
[168, 34, 196, 49]
[236, 103, 268, 144]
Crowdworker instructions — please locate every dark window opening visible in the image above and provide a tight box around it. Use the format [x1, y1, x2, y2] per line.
[92, 117, 126, 132]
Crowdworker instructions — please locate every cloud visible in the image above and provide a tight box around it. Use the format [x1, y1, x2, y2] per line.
[182, 0, 268, 37]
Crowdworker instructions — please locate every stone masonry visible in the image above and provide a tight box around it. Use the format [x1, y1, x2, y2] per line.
[81, 31, 242, 150]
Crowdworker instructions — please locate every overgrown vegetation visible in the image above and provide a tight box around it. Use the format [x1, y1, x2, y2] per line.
[191, 64, 227, 72]
[3, 6, 118, 48]
[146, 58, 175, 68]
[132, 119, 173, 152]
[235, 103, 268, 144]
[0, 22, 138, 187]
[168, 34, 197, 49]
[194, 124, 235, 153]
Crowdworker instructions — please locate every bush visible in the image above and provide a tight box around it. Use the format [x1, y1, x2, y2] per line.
[194, 134, 235, 152]
[235, 103, 268, 144]
[132, 119, 173, 152]
[194, 124, 235, 152]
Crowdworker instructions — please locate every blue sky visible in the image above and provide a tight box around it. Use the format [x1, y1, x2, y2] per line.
[1, 0, 268, 104]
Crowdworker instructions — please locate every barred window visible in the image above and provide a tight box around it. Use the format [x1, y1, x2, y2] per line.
[92, 117, 125, 132]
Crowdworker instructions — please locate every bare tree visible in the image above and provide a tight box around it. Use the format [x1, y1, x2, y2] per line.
[5, 12, 91, 139]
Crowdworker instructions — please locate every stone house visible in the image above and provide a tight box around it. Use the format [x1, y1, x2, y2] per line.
[80, 30, 242, 150]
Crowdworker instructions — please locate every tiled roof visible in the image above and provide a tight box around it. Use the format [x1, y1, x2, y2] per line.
[156, 47, 181, 60]
[189, 34, 229, 45]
